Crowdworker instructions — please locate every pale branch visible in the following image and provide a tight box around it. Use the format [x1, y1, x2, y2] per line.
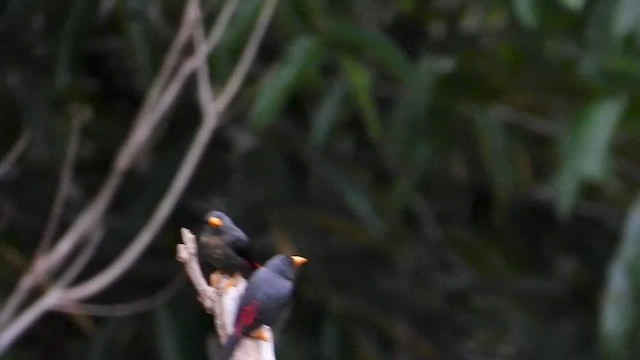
[53, 275, 184, 317]
[176, 228, 275, 360]
[214, 0, 278, 112]
[0, 242, 97, 333]
[0, 131, 30, 180]
[0, 0, 278, 354]
[143, 0, 239, 127]
[60, 0, 277, 302]
[0, 289, 61, 352]
[138, 0, 197, 117]
[204, 0, 241, 62]
[37, 106, 89, 255]
[0, 0, 200, 328]
[215, 275, 247, 343]
[0, 229, 103, 353]
[176, 228, 217, 313]
[191, 0, 217, 113]
[61, 82, 223, 300]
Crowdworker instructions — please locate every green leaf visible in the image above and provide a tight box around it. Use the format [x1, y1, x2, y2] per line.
[583, 0, 639, 63]
[251, 35, 325, 130]
[315, 160, 385, 236]
[286, 0, 327, 30]
[473, 110, 517, 205]
[555, 95, 627, 216]
[341, 57, 382, 142]
[560, 0, 586, 12]
[600, 194, 640, 359]
[211, 0, 262, 80]
[512, 0, 539, 29]
[325, 22, 411, 80]
[583, 0, 618, 73]
[310, 77, 348, 149]
[385, 56, 452, 216]
[388, 56, 451, 167]
[612, 0, 640, 41]
[397, 0, 416, 13]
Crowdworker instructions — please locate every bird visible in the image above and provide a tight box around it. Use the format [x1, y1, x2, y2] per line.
[218, 254, 308, 360]
[198, 211, 260, 285]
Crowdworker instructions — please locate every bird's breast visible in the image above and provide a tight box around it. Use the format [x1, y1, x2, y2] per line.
[200, 234, 246, 271]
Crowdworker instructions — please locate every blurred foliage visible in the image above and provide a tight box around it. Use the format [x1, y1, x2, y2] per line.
[3, 0, 640, 359]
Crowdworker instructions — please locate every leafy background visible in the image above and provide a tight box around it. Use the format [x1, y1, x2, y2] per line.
[2, 0, 640, 358]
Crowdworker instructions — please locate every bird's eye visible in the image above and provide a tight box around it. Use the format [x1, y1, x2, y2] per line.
[208, 217, 224, 228]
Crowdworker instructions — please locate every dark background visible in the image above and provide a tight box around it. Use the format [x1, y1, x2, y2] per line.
[1, 0, 640, 359]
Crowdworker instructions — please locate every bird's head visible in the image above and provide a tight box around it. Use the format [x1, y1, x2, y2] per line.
[264, 254, 308, 281]
[201, 210, 249, 243]
[204, 211, 231, 232]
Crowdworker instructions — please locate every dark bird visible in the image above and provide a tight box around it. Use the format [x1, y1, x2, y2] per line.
[198, 211, 260, 279]
[219, 254, 308, 360]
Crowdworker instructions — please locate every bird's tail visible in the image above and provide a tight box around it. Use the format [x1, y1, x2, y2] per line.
[218, 334, 241, 360]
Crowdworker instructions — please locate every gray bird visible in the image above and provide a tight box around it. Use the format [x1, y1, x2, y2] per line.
[219, 254, 308, 360]
[198, 211, 260, 278]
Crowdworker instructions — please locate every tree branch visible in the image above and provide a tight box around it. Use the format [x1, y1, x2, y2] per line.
[0, 2, 199, 328]
[214, 0, 278, 112]
[0, 131, 30, 180]
[37, 106, 89, 255]
[53, 274, 184, 317]
[176, 228, 275, 360]
[0, 229, 103, 353]
[0, 0, 204, 330]
[0, 0, 279, 354]
[61, 0, 277, 302]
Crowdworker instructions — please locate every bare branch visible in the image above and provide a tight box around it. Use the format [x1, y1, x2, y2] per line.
[0, 275, 34, 329]
[53, 274, 184, 317]
[0, 288, 61, 352]
[37, 106, 89, 255]
[0, 0, 203, 328]
[214, 0, 278, 112]
[176, 228, 218, 313]
[138, 0, 198, 116]
[143, 0, 239, 127]
[61, 0, 277, 302]
[0, 0, 278, 355]
[61, 82, 218, 300]
[176, 228, 275, 360]
[0, 166, 119, 329]
[0, 131, 30, 180]
[191, 0, 217, 113]
[0, 242, 97, 333]
[204, 0, 240, 59]
[56, 227, 105, 288]
[0, 229, 102, 354]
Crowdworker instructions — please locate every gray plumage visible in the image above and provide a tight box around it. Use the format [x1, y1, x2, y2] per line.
[199, 211, 256, 273]
[239, 255, 295, 325]
[219, 255, 301, 360]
